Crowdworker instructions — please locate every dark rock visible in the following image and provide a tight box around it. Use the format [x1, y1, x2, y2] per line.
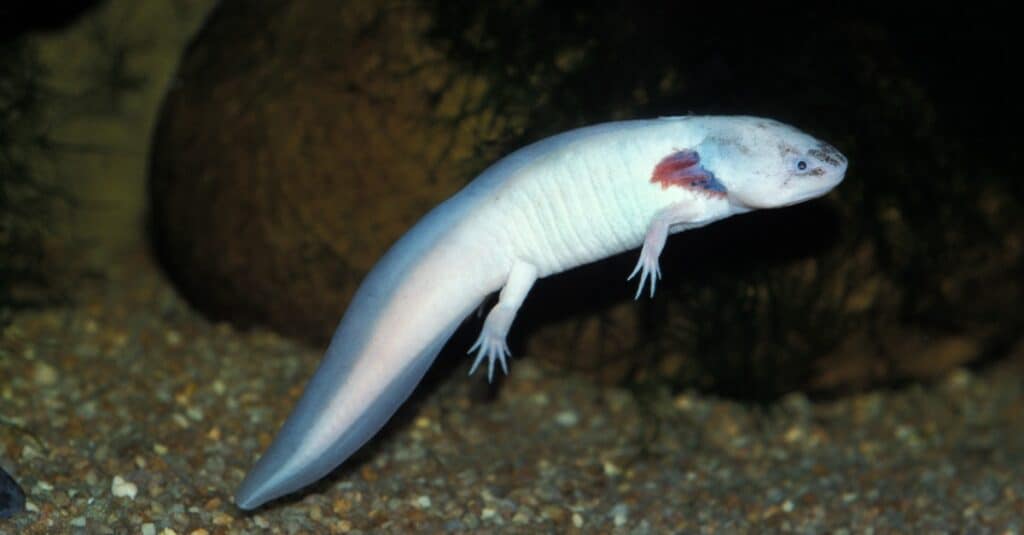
[149, 0, 520, 345]
[0, 465, 25, 519]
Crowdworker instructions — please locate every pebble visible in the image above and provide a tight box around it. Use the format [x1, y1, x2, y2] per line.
[165, 330, 182, 346]
[111, 476, 138, 499]
[555, 410, 579, 427]
[2, 239, 1023, 533]
[541, 505, 566, 522]
[33, 362, 58, 386]
[603, 460, 622, 477]
[611, 503, 629, 526]
[0, 466, 26, 518]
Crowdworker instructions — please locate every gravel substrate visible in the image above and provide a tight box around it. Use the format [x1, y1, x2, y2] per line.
[1, 248, 1022, 534]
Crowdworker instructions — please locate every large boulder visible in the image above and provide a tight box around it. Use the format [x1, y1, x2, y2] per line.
[149, 1, 517, 343]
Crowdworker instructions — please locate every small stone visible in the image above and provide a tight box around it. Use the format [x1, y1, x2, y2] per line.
[555, 410, 579, 427]
[542, 505, 566, 522]
[611, 503, 628, 527]
[781, 392, 811, 416]
[165, 330, 182, 346]
[160, 529, 178, 535]
[783, 425, 806, 444]
[332, 498, 352, 514]
[153, 443, 168, 455]
[481, 507, 497, 520]
[141, 523, 156, 535]
[70, 516, 86, 527]
[572, 512, 584, 527]
[51, 491, 69, 507]
[33, 362, 58, 386]
[946, 368, 971, 388]
[673, 393, 695, 411]
[111, 475, 138, 499]
[172, 413, 190, 428]
[188, 530, 210, 535]
[360, 466, 378, 482]
[603, 460, 621, 477]
[782, 499, 795, 513]
[415, 495, 431, 509]
[21, 444, 42, 460]
[212, 512, 233, 525]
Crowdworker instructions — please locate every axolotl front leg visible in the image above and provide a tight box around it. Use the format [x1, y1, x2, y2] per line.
[627, 202, 706, 300]
[628, 147, 727, 300]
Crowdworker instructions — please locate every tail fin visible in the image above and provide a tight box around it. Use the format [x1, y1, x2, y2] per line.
[234, 305, 469, 510]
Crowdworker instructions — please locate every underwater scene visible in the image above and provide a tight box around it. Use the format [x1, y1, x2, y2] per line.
[2, 2, 1022, 532]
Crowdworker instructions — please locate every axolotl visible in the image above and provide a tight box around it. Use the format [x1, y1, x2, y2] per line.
[234, 115, 848, 509]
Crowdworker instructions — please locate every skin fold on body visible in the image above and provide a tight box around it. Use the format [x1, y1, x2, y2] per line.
[234, 115, 849, 510]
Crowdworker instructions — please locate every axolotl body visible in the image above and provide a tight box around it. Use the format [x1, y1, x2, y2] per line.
[235, 115, 848, 509]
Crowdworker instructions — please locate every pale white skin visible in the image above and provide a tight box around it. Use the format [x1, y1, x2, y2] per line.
[234, 115, 848, 509]
[463, 115, 848, 378]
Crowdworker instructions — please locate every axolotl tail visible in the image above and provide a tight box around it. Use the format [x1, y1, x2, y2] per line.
[234, 306, 469, 510]
[234, 197, 496, 510]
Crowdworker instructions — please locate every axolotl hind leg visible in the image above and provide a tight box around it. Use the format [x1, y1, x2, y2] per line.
[468, 260, 538, 382]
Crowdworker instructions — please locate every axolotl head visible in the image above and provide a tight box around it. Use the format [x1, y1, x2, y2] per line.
[694, 116, 848, 211]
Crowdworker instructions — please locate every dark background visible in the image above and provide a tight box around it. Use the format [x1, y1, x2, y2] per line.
[4, 1, 1022, 399]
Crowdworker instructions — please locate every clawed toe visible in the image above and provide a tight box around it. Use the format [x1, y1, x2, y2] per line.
[627, 251, 662, 300]
[468, 334, 511, 382]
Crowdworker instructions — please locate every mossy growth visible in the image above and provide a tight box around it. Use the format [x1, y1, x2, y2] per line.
[0, 40, 70, 328]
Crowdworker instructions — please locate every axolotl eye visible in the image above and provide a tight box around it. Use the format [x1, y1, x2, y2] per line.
[786, 155, 813, 175]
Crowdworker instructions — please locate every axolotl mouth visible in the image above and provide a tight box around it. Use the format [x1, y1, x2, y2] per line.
[815, 141, 848, 189]
[773, 141, 848, 207]
[809, 142, 848, 171]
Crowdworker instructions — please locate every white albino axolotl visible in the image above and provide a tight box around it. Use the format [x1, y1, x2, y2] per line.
[234, 115, 849, 509]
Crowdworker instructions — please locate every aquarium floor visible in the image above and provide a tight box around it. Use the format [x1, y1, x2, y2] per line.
[2, 247, 1023, 534]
